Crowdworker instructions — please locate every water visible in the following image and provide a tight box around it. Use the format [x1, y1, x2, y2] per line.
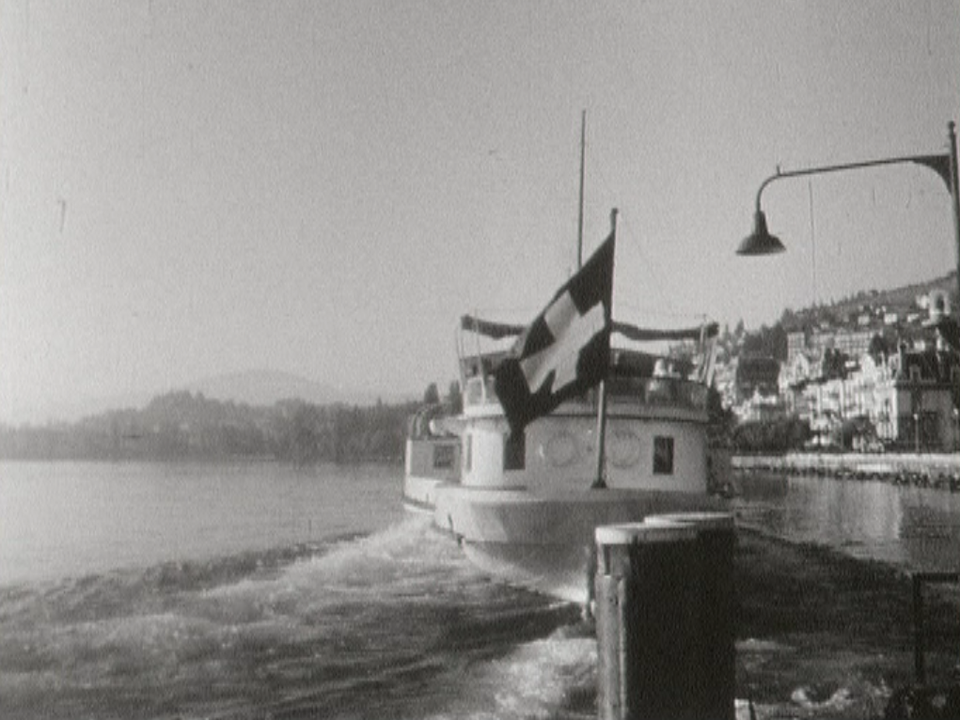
[732, 470, 960, 574]
[0, 461, 589, 720]
[5, 461, 960, 719]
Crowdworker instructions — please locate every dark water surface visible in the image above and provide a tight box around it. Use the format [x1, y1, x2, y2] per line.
[0, 462, 589, 720]
[3, 461, 959, 719]
[731, 470, 960, 574]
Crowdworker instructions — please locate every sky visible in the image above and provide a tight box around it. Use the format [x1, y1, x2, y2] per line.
[1, 0, 958, 424]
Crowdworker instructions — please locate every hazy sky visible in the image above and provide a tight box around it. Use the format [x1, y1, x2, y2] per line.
[1, 1, 958, 424]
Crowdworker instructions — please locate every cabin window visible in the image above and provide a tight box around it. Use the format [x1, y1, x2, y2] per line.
[653, 436, 674, 475]
[504, 431, 525, 471]
[909, 365, 921, 381]
[433, 444, 455, 470]
[464, 434, 472, 472]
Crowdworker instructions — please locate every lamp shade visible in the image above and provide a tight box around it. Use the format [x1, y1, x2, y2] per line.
[737, 210, 786, 256]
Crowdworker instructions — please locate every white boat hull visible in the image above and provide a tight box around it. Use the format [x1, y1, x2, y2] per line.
[431, 484, 722, 604]
[401, 474, 447, 514]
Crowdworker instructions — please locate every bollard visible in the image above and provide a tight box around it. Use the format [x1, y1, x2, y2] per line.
[595, 519, 700, 720]
[658, 512, 737, 720]
[594, 513, 736, 720]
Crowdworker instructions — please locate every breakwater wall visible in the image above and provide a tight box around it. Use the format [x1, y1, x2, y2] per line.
[733, 452, 960, 490]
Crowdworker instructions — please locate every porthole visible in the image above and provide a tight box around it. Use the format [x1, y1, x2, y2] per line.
[543, 432, 579, 467]
[608, 431, 641, 469]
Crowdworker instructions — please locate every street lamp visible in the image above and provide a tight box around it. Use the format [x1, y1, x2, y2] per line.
[738, 122, 960, 305]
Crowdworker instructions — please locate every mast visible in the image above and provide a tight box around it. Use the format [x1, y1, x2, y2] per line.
[576, 111, 612, 490]
[577, 110, 586, 270]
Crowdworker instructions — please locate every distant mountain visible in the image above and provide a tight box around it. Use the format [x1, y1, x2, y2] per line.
[182, 369, 350, 407]
[2, 391, 153, 427]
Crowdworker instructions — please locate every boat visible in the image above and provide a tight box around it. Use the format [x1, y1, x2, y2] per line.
[403, 120, 726, 605]
[404, 310, 726, 604]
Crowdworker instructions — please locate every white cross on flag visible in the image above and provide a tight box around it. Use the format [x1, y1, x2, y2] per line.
[494, 230, 615, 436]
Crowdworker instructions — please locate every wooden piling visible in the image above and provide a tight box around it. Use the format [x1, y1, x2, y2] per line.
[594, 513, 736, 720]
[658, 512, 737, 720]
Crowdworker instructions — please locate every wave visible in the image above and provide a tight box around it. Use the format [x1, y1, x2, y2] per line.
[0, 516, 587, 720]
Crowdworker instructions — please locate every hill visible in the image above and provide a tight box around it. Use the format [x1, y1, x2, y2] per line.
[183, 369, 346, 407]
[774, 270, 957, 333]
[725, 271, 958, 362]
[819, 270, 957, 323]
[0, 388, 422, 464]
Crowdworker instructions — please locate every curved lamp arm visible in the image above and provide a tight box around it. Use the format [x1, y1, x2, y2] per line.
[740, 122, 960, 297]
[753, 152, 951, 216]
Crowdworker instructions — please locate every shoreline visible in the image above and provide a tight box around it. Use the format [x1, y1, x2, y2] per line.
[733, 452, 960, 489]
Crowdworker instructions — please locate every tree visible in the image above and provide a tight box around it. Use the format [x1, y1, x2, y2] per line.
[290, 403, 322, 466]
[447, 381, 463, 414]
[423, 382, 440, 405]
[868, 333, 889, 359]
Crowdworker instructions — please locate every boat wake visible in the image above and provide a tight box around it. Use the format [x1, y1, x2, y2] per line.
[0, 516, 590, 719]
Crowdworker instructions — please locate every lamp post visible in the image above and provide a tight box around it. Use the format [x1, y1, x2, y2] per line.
[738, 122, 960, 305]
[954, 407, 959, 452]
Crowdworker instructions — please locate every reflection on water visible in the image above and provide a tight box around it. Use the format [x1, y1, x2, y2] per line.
[732, 471, 960, 573]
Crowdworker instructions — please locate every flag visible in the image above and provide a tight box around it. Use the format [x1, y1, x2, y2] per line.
[494, 231, 615, 436]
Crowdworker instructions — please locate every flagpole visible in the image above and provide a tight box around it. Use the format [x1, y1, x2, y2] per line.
[592, 208, 617, 490]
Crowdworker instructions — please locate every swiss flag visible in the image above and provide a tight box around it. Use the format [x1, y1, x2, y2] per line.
[494, 230, 615, 436]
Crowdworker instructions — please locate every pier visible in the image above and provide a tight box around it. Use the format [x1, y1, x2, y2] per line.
[733, 452, 960, 489]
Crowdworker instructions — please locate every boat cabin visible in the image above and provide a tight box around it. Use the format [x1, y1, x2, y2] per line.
[452, 316, 718, 495]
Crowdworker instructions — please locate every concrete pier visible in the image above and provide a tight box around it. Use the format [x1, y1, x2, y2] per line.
[734, 452, 960, 489]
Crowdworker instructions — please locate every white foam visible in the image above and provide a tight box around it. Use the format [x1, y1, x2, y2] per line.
[422, 628, 596, 720]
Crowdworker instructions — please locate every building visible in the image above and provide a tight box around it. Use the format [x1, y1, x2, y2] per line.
[730, 356, 783, 422]
[787, 344, 959, 451]
[813, 329, 876, 359]
[734, 356, 781, 402]
[884, 346, 960, 452]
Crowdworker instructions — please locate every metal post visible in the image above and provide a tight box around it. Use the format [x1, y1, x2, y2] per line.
[593, 209, 618, 490]
[948, 122, 960, 305]
[593, 379, 608, 489]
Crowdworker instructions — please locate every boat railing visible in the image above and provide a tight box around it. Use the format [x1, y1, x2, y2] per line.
[407, 404, 456, 439]
[463, 375, 498, 407]
[607, 375, 710, 412]
[462, 373, 708, 413]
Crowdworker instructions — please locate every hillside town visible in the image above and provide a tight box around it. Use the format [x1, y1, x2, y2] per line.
[715, 273, 960, 453]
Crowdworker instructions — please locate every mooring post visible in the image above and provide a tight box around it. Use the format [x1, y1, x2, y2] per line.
[658, 512, 737, 720]
[594, 513, 736, 720]
[595, 519, 699, 720]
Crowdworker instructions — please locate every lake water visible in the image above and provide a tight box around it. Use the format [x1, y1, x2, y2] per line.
[4, 460, 960, 719]
[0, 461, 405, 585]
[0, 461, 588, 720]
[731, 470, 960, 574]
